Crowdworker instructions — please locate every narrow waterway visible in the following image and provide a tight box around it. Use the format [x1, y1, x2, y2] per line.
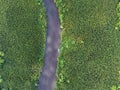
[38, 0, 62, 90]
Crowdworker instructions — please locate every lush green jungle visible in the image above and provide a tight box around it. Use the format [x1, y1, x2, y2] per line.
[0, 0, 120, 90]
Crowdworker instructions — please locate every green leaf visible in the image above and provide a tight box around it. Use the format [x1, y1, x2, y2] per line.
[0, 78, 3, 83]
[0, 57, 4, 64]
[0, 51, 4, 57]
[111, 85, 117, 90]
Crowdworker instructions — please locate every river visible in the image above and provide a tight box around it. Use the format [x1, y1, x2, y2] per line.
[38, 0, 62, 90]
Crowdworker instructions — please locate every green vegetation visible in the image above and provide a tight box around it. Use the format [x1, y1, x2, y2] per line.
[0, 51, 4, 85]
[1, 0, 120, 89]
[116, 2, 120, 31]
[0, 51, 4, 57]
[56, 0, 120, 90]
[0, 0, 46, 89]
[0, 51, 5, 65]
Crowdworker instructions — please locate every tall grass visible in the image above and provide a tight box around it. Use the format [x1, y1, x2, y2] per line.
[0, 0, 46, 89]
[56, 0, 120, 90]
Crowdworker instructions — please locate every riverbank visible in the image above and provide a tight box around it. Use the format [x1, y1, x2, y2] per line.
[0, 0, 46, 89]
[56, 0, 120, 90]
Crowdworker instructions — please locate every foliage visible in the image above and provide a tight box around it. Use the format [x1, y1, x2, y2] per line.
[56, 0, 120, 90]
[0, 51, 4, 87]
[0, 51, 4, 57]
[0, 0, 46, 89]
[115, 2, 120, 30]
